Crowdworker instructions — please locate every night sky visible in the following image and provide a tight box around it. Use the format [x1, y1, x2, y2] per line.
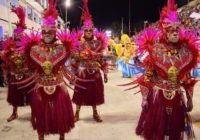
[57, 0, 188, 31]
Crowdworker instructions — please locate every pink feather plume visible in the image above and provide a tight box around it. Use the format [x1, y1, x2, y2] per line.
[11, 6, 26, 34]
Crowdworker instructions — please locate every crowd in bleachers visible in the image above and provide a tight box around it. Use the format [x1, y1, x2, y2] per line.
[178, 0, 200, 32]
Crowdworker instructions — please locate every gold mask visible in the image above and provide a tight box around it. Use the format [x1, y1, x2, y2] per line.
[15, 59, 23, 69]
[167, 66, 178, 82]
[42, 61, 53, 75]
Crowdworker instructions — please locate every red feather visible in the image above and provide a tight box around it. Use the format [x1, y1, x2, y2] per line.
[43, 0, 58, 19]
[11, 6, 26, 29]
[167, 0, 176, 10]
[178, 29, 199, 80]
[159, 0, 177, 26]
[57, 31, 77, 52]
[21, 32, 41, 65]
[137, 27, 161, 54]
[94, 31, 108, 52]
[2, 38, 17, 63]
[81, 0, 92, 22]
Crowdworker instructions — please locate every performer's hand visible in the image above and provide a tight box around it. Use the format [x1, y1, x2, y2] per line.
[186, 99, 193, 112]
[141, 99, 148, 112]
[104, 74, 108, 83]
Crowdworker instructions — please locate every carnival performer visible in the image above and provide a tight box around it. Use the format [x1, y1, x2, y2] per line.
[125, 0, 199, 139]
[106, 40, 116, 70]
[113, 36, 122, 57]
[116, 34, 130, 77]
[71, 0, 108, 122]
[117, 34, 143, 78]
[13, 0, 86, 139]
[128, 41, 144, 78]
[2, 6, 33, 122]
[108, 37, 121, 70]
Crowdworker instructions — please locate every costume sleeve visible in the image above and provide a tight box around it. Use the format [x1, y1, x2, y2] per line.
[182, 73, 197, 100]
[139, 69, 154, 99]
[98, 55, 108, 75]
[70, 51, 80, 75]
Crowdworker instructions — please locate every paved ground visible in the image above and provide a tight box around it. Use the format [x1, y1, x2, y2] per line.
[0, 70, 200, 140]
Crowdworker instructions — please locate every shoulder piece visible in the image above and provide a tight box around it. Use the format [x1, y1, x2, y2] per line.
[20, 32, 41, 65]
[94, 31, 108, 52]
[2, 38, 16, 51]
[178, 28, 199, 78]
[21, 32, 41, 52]
[57, 31, 77, 52]
[75, 30, 84, 41]
[137, 27, 161, 54]
[2, 38, 16, 63]
[179, 28, 198, 53]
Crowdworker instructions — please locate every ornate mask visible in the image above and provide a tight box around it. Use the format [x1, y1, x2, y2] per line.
[167, 65, 178, 82]
[42, 29, 56, 44]
[15, 59, 23, 69]
[42, 60, 53, 75]
[11, 52, 24, 69]
[84, 28, 94, 39]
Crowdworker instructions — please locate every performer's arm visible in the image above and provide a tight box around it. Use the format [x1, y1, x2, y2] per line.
[182, 73, 196, 112]
[139, 69, 154, 111]
[70, 51, 80, 76]
[98, 56, 108, 83]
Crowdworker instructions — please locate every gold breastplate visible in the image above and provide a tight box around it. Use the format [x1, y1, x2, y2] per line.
[167, 65, 178, 82]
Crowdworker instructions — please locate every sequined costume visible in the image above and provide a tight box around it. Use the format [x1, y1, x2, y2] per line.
[14, 1, 79, 139]
[125, 1, 199, 139]
[72, 32, 108, 106]
[71, 0, 108, 122]
[2, 6, 33, 122]
[28, 35, 75, 136]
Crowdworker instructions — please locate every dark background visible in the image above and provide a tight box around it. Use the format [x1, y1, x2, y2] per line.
[57, 0, 188, 34]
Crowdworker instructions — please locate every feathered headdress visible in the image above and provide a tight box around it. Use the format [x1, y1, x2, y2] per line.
[81, 0, 94, 29]
[159, 0, 180, 28]
[42, 0, 58, 30]
[11, 6, 26, 35]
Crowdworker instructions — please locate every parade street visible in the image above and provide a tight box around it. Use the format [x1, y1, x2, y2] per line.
[0, 70, 200, 140]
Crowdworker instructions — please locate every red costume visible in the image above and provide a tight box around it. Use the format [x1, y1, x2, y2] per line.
[71, 0, 108, 122]
[72, 32, 108, 106]
[15, 1, 82, 139]
[29, 35, 75, 137]
[4, 40, 32, 107]
[125, 0, 199, 139]
[2, 6, 33, 122]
